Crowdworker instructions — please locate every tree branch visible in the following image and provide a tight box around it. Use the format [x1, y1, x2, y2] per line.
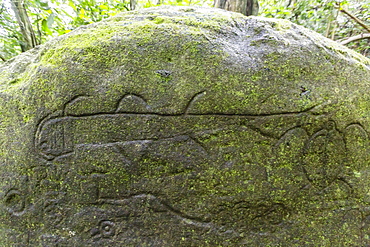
[335, 3, 370, 33]
[0, 54, 6, 62]
[339, 33, 370, 45]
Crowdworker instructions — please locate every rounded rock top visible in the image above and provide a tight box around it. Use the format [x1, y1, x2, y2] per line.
[1, 6, 370, 246]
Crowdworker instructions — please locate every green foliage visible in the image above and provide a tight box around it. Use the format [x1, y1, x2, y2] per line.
[65, 0, 129, 26]
[0, 0, 212, 62]
[0, 0, 21, 60]
[0, 0, 369, 63]
[260, 0, 370, 58]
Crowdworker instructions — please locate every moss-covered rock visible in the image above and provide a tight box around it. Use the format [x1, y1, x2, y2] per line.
[1, 6, 370, 246]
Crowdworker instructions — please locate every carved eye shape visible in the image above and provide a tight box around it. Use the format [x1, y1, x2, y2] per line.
[100, 220, 115, 238]
[4, 189, 25, 215]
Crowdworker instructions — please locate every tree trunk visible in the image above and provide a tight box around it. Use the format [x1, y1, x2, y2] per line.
[130, 0, 137, 10]
[214, 0, 259, 16]
[10, 0, 39, 52]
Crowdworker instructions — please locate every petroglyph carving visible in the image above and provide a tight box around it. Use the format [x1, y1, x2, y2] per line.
[35, 93, 239, 159]
[91, 220, 116, 239]
[3, 189, 26, 216]
[31, 92, 370, 246]
[97, 194, 214, 229]
[43, 192, 66, 227]
[116, 94, 152, 113]
[34, 93, 370, 204]
[344, 124, 370, 168]
[302, 121, 346, 188]
[274, 121, 370, 194]
[3, 5, 370, 246]
[35, 93, 322, 160]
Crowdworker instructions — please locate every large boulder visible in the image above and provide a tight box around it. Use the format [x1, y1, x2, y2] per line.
[1, 6, 370, 246]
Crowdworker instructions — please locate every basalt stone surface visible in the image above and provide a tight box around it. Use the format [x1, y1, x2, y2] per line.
[1, 6, 370, 246]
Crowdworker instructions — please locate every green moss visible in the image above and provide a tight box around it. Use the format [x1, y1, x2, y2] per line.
[270, 19, 292, 31]
[1, 6, 370, 246]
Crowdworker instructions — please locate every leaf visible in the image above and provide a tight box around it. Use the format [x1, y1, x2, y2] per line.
[41, 19, 52, 35]
[98, 4, 109, 10]
[79, 8, 86, 18]
[68, 0, 77, 11]
[47, 13, 55, 28]
[35, 0, 51, 10]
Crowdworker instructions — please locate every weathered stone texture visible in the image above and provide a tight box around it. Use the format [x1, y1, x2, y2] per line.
[1, 6, 370, 246]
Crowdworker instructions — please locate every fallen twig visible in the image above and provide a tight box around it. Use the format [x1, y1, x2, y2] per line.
[339, 33, 370, 45]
